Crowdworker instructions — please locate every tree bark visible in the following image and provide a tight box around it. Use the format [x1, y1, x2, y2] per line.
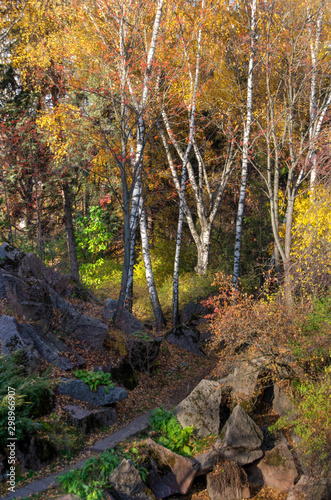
[233, 0, 257, 289]
[61, 182, 80, 281]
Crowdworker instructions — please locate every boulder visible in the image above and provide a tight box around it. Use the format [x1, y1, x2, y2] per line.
[216, 405, 263, 465]
[272, 383, 296, 419]
[0, 242, 24, 271]
[109, 459, 155, 500]
[246, 443, 299, 491]
[103, 299, 144, 334]
[206, 459, 250, 500]
[286, 475, 331, 500]
[0, 315, 84, 371]
[231, 361, 261, 401]
[126, 333, 163, 373]
[64, 405, 117, 434]
[180, 299, 206, 325]
[0, 315, 41, 372]
[50, 289, 108, 350]
[175, 379, 222, 437]
[110, 358, 139, 390]
[145, 438, 198, 498]
[17, 252, 72, 296]
[0, 269, 6, 299]
[165, 324, 205, 356]
[193, 449, 222, 476]
[59, 379, 128, 406]
[24, 324, 85, 371]
[0, 314, 34, 354]
[54, 496, 81, 500]
[3, 273, 52, 324]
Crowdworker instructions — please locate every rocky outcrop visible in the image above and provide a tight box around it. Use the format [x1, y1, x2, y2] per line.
[0, 314, 84, 371]
[216, 405, 263, 465]
[165, 324, 205, 356]
[50, 290, 108, 350]
[246, 443, 299, 491]
[126, 333, 163, 373]
[103, 299, 144, 334]
[110, 358, 139, 390]
[59, 379, 128, 406]
[64, 405, 117, 434]
[207, 459, 250, 500]
[175, 379, 222, 437]
[286, 475, 331, 500]
[109, 459, 155, 500]
[144, 439, 198, 498]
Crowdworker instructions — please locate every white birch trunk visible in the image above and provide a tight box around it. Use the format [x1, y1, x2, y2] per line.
[233, 0, 257, 289]
[139, 199, 166, 329]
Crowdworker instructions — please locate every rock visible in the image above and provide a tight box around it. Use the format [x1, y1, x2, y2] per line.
[0, 242, 24, 270]
[0, 315, 84, 371]
[54, 495, 81, 500]
[24, 325, 85, 371]
[0, 315, 41, 372]
[17, 252, 72, 296]
[207, 459, 250, 500]
[0, 269, 6, 299]
[175, 379, 222, 437]
[103, 299, 144, 334]
[50, 289, 108, 350]
[272, 383, 296, 419]
[231, 361, 261, 401]
[110, 358, 139, 390]
[3, 273, 53, 324]
[15, 430, 59, 472]
[180, 299, 206, 324]
[286, 475, 331, 500]
[109, 459, 155, 500]
[216, 405, 263, 465]
[0, 314, 33, 354]
[64, 405, 117, 434]
[145, 438, 198, 498]
[166, 324, 205, 356]
[59, 379, 128, 406]
[193, 449, 222, 476]
[127, 333, 163, 373]
[246, 443, 299, 491]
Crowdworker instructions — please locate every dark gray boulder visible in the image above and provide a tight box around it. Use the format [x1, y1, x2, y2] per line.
[216, 405, 263, 465]
[103, 299, 144, 334]
[0, 242, 25, 271]
[59, 379, 128, 406]
[193, 449, 222, 476]
[127, 333, 163, 373]
[0, 315, 84, 371]
[50, 289, 108, 350]
[109, 459, 155, 500]
[110, 358, 139, 390]
[180, 299, 206, 325]
[64, 405, 117, 434]
[165, 324, 205, 356]
[23, 324, 85, 371]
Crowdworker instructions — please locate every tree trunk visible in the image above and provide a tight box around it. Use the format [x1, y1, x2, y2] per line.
[233, 0, 257, 289]
[194, 227, 211, 275]
[0, 162, 13, 245]
[140, 201, 166, 329]
[61, 182, 80, 281]
[34, 177, 43, 262]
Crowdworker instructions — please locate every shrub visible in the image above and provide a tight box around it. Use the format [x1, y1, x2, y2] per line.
[0, 351, 55, 446]
[75, 369, 115, 393]
[149, 407, 194, 456]
[270, 365, 331, 471]
[58, 450, 121, 500]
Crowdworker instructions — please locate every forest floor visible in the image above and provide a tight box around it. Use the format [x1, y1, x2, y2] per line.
[0, 297, 287, 500]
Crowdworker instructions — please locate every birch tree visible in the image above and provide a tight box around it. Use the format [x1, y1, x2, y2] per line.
[232, 0, 257, 289]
